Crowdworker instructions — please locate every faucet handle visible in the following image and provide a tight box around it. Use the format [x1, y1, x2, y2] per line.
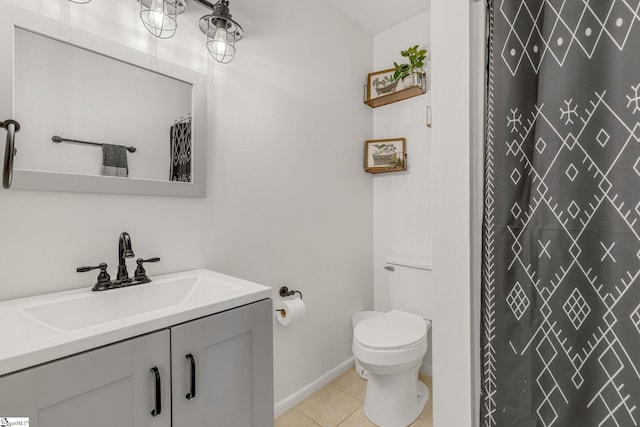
[134, 257, 160, 281]
[77, 263, 113, 291]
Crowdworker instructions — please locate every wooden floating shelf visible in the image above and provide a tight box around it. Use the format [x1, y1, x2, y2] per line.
[365, 85, 426, 108]
[365, 166, 407, 174]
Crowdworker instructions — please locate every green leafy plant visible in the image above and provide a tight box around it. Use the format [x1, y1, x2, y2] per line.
[393, 45, 427, 81]
[388, 154, 405, 169]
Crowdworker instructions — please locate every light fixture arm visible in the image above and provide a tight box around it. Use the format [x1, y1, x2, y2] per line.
[190, 0, 220, 12]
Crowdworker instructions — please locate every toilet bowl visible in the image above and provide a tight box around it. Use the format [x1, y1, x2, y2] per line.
[352, 310, 383, 379]
[353, 309, 431, 427]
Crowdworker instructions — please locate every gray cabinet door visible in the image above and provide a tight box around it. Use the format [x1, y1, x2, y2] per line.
[0, 330, 170, 427]
[0, 368, 38, 421]
[171, 299, 274, 427]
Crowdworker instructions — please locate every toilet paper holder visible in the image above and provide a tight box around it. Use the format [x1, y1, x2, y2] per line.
[276, 286, 303, 315]
[279, 286, 302, 299]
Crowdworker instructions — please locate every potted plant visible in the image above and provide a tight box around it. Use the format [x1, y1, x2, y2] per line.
[393, 45, 427, 88]
[388, 153, 405, 169]
[372, 74, 398, 95]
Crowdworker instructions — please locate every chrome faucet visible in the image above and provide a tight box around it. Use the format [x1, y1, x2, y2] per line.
[117, 231, 135, 281]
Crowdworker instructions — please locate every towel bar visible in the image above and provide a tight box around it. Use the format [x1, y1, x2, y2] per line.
[1, 119, 20, 189]
[52, 135, 136, 153]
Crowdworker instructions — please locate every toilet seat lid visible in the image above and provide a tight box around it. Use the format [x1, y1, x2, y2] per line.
[354, 310, 427, 350]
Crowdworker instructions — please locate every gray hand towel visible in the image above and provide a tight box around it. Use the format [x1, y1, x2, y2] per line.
[102, 144, 128, 177]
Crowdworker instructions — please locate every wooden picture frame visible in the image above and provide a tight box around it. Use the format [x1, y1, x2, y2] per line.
[364, 138, 407, 174]
[366, 69, 398, 102]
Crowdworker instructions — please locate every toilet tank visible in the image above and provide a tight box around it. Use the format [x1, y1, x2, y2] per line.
[386, 255, 433, 320]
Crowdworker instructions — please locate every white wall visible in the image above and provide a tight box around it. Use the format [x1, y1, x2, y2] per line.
[0, 0, 373, 409]
[372, 11, 431, 309]
[430, 0, 480, 426]
[470, 2, 487, 423]
[372, 10, 431, 373]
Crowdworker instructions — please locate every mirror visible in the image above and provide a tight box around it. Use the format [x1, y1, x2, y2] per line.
[15, 28, 192, 181]
[0, 3, 206, 196]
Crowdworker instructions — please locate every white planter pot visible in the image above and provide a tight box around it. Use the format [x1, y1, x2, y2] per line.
[402, 70, 424, 88]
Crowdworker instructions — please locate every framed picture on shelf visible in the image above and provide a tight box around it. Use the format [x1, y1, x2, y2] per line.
[364, 138, 407, 174]
[366, 69, 398, 102]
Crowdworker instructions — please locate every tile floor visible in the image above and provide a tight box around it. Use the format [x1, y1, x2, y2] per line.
[275, 369, 433, 427]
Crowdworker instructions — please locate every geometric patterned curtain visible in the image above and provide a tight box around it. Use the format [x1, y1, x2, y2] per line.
[170, 115, 192, 182]
[481, 1, 640, 426]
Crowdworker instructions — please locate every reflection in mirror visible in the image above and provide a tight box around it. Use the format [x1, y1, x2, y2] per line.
[14, 28, 192, 182]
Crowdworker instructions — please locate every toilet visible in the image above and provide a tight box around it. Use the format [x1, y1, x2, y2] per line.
[352, 255, 432, 427]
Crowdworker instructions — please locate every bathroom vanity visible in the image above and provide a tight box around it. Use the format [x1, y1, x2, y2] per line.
[0, 269, 274, 427]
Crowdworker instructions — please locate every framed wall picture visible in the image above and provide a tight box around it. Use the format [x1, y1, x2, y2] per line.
[364, 138, 407, 174]
[366, 69, 398, 102]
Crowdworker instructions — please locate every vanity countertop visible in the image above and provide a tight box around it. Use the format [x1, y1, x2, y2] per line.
[0, 269, 272, 376]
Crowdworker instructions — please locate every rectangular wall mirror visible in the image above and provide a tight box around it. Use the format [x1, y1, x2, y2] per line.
[0, 3, 206, 196]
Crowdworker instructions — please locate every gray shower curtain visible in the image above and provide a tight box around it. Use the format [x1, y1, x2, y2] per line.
[481, 1, 640, 426]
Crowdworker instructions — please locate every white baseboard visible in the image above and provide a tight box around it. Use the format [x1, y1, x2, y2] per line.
[274, 357, 355, 418]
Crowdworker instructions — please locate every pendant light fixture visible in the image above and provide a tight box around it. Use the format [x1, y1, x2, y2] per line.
[198, 0, 243, 64]
[139, 0, 186, 39]
[69, 0, 243, 64]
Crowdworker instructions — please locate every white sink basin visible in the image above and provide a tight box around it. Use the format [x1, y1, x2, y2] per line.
[0, 269, 271, 376]
[21, 274, 237, 331]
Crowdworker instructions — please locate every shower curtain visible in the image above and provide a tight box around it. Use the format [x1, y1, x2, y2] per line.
[481, 1, 640, 426]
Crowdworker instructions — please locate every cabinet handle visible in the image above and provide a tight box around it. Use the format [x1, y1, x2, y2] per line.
[150, 367, 162, 417]
[185, 353, 196, 400]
